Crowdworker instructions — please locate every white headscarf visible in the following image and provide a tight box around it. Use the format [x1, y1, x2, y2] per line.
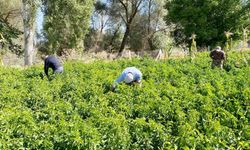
[124, 73, 134, 83]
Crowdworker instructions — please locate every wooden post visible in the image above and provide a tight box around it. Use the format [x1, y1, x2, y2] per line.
[189, 33, 197, 61]
[155, 49, 163, 60]
[243, 28, 248, 50]
[224, 31, 233, 52]
[0, 32, 6, 66]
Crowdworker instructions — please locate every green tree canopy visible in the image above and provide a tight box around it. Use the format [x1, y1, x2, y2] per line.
[165, 0, 250, 47]
[0, 0, 22, 55]
[43, 0, 94, 55]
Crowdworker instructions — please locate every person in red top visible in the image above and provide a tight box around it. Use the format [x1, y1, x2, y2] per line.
[210, 46, 226, 69]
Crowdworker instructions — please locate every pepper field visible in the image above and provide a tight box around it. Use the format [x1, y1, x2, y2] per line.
[0, 51, 249, 149]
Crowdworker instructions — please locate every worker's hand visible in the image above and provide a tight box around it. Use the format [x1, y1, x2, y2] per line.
[136, 80, 142, 87]
[111, 84, 116, 91]
[138, 82, 142, 88]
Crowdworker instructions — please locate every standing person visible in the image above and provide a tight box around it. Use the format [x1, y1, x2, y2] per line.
[210, 46, 226, 69]
[43, 55, 63, 78]
[112, 67, 142, 91]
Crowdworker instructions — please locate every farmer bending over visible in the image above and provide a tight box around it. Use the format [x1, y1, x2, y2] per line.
[112, 67, 142, 91]
[210, 46, 226, 69]
[43, 55, 63, 77]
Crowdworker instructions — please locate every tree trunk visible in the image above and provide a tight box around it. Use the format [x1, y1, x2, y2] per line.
[118, 25, 130, 57]
[147, 37, 154, 50]
[22, 0, 34, 66]
[147, 0, 154, 50]
[108, 25, 120, 52]
[23, 23, 34, 66]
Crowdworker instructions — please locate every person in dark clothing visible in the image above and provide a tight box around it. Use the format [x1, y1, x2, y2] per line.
[210, 46, 226, 69]
[43, 55, 63, 77]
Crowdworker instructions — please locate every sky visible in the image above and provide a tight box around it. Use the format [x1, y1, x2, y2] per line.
[36, 7, 44, 34]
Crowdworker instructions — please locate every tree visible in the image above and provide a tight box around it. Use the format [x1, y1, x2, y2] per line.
[103, 1, 123, 52]
[22, 0, 38, 66]
[128, 15, 147, 51]
[0, 0, 23, 56]
[90, 1, 111, 51]
[85, 1, 124, 52]
[103, 25, 122, 52]
[109, 0, 145, 56]
[42, 0, 94, 55]
[87, 0, 170, 53]
[128, 0, 171, 51]
[146, 0, 169, 50]
[165, 0, 250, 47]
[106, 0, 171, 54]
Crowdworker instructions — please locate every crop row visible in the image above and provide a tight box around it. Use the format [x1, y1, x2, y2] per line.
[0, 51, 249, 149]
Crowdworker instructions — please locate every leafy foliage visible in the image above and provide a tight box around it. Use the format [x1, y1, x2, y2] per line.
[165, 0, 250, 47]
[0, 51, 249, 149]
[0, 0, 23, 55]
[0, 18, 22, 55]
[42, 0, 94, 54]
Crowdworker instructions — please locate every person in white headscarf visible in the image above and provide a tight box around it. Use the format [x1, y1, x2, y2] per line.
[112, 67, 142, 91]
